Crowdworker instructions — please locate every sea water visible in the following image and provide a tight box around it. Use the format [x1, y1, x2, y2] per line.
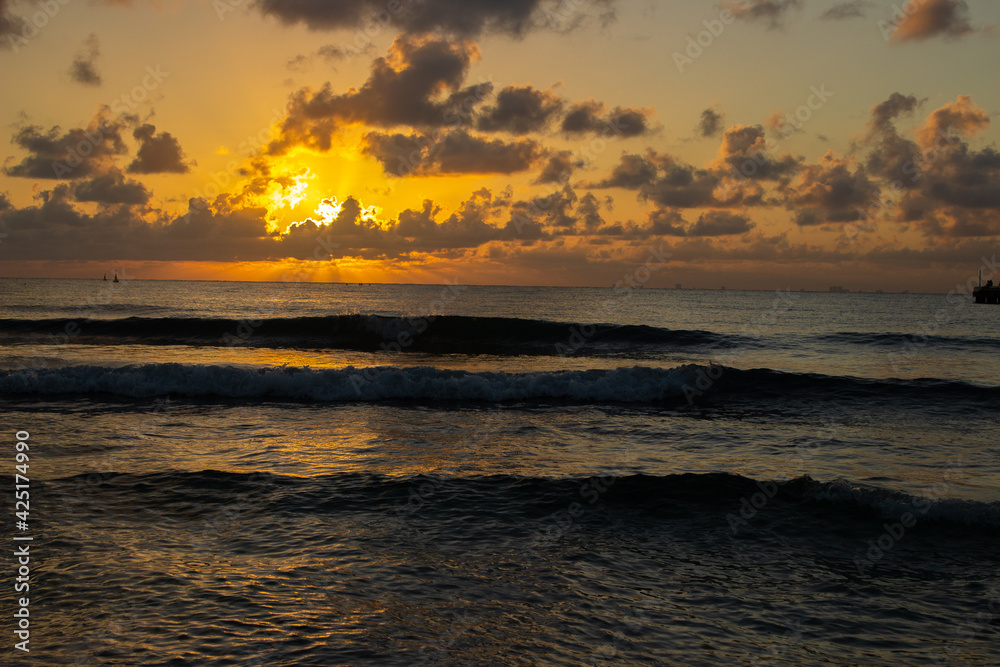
[1, 277, 998, 665]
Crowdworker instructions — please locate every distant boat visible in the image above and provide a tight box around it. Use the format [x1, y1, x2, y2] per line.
[974, 271, 999, 304]
[113, 273, 119, 283]
[103, 274, 107, 281]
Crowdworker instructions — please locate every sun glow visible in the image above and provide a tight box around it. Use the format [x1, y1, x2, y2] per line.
[267, 170, 312, 213]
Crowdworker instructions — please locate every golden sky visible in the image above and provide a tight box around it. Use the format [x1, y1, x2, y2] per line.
[1, 0, 998, 290]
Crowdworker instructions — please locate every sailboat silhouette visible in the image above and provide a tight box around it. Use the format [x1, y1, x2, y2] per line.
[113, 273, 119, 283]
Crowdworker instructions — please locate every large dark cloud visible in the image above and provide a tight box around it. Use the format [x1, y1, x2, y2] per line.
[269, 35, 654, 161]
[362, 129, 543, 176]
[4, 111, 132, 180]
[69, 34, 102, 87]
[253, 0, 615, 38]
[560, 100, 653, 138]
[888, 0, 974, 43]
[860, 93, 1000, 237]
[477, 85, 563, 134]
[270, 36, 489, 153]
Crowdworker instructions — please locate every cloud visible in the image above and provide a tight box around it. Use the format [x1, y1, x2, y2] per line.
[721, 0, 804, 29]
[820, 1, 870, 20]
[868, 92, 923, 133]
[586, 152, 660, 189]
[783, 153, 880, 225]
[560, 100, 653, 138]
[711, 124, 801, 181]
[534, 150, 584, 185]
[586, 150, 764, 209]
[698, 106, 724, 138]
[477, 85, 563, 134]
[915, 94, 989, 148]
[0, 0, 20, 47]
[270, 35, 488, 153]
[69, 34, 102, 86]
[888, 0, 974, 43]
[4, 110, 133, 179]
[127, 124, 191, 174]
[73, 168, 150, 205]
[252, 0, 617, 38]
[363, 129, 543, 176]
[859, 94, 1000, 237]
[687, 211, 755, 236]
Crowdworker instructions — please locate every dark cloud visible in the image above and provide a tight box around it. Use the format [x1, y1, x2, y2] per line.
[783, 153, 880, 225]
[363, 129, 542, 176]
[888, 0, 974, 43]
[477, 85, 563, 134]
[0, 0, 20, 47]
[534, 150, 583, 185]
[712, 125, 801, 181]
[863, 94, 928, 187]
[576, 192, 605, 230]
[868, 92, 923, 134]
[127, 124, 191, 174]
[721, 0, 804, 29]
[253, 0, 616, 38]
[586, 152, 660, 189]
[698, 106, 724, 138]
[73, 168, 150, 205]
[270, 36, 488, 154]
[688, 211, 755, 236]
[820, 1, 870, 20]
[640, 163, 726, 208]
[4, 111, 132, 180]
[642, 208, 754, 237]
[587, 151, 761, 209]
[647, 208, 687, 236]
[69, 34, 102, 87]
[860, 94, 1000, 238]
[560, 100, 653, 138]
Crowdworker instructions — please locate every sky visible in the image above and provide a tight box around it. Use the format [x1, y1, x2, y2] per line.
[0, 0, 998, 291]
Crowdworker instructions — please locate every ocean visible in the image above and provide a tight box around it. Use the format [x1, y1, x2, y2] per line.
[1, 276, 998, 665]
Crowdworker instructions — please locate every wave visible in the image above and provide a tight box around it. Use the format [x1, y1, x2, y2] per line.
[44, 470, 1000, 530]
[0, 315, 746, 356]
[1, 362, 996, 405]
[819, 331, 1000, 350]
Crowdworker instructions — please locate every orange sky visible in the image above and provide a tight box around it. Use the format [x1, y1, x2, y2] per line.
[1, 0, 999, 291]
